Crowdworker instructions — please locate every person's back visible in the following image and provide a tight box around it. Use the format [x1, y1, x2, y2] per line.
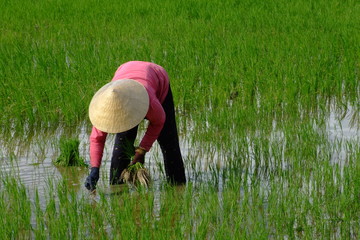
[85, 61, 186, 191]
[112, 61, 169, 103]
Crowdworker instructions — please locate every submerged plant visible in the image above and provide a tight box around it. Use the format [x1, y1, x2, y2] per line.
[54, 138, 87, 167]
[120, 162, 151, 187]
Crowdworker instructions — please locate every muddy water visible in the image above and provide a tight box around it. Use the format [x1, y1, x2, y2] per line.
[0, 107, 358, 207]
[0, 122, 195, 206]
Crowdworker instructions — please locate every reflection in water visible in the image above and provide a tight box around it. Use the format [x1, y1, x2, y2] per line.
[0, 105, 358, 214]
[328, 105, 359, 140]
[56, 166, 89, 192]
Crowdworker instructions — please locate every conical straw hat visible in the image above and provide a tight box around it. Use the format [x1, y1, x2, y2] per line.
[89, 79, 149, 133]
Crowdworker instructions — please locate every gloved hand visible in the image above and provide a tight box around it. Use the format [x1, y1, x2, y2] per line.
[84, 167, 99, 191]
[129, 147, 146, 165]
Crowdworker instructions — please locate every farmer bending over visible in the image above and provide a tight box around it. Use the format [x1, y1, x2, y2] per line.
[85, 61, 186, 191]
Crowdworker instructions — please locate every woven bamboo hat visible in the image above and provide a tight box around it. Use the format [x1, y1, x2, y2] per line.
[89, 79, 149, 133]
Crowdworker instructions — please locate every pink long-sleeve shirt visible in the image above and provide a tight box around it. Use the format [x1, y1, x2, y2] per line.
[89, 61, 169, 168]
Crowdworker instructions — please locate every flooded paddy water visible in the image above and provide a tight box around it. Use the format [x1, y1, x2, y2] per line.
[0, 105, 358, 206]
[0, 106, 359, 239]
[1, 0, 359, 237]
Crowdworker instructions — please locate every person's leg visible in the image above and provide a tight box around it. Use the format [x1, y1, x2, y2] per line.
[110, 125, 138, 184]
[157, 87, 186, 184]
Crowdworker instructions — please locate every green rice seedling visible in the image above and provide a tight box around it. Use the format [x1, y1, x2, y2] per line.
[33, 189, 46, 239]
[0, 0, 359, 238]
[0, 175, 32, 239]
[54, 137, 87, 167]
[120, 162, 151, 187]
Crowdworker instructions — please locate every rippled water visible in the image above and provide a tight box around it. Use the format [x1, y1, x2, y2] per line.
[0, 106, 358, 206]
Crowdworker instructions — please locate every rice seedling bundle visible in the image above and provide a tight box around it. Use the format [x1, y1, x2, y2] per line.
[120, 162, 151, 187]
[54, 137, 87, 167]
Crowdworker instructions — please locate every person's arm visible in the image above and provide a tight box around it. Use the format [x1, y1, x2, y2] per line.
[139, 99, 166, 151]
[89, 126, 108, 168]
[130, 100, 165, 165]
[85, 127, 108, 191]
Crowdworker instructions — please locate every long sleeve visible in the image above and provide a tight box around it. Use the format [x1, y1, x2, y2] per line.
[139, 98, 166, 151]
[89, 126, 108, 168]
[107, 61, 170, 152]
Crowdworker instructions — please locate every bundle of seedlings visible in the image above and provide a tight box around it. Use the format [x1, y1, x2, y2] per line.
[54, 137, 87, 167]
[120, 162, 151, 187]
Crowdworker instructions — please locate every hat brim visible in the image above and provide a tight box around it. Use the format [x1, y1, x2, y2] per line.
[89, 79, 149, 133]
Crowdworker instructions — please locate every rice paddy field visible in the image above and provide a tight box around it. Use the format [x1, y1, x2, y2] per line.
[0, 0, 359, 238]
